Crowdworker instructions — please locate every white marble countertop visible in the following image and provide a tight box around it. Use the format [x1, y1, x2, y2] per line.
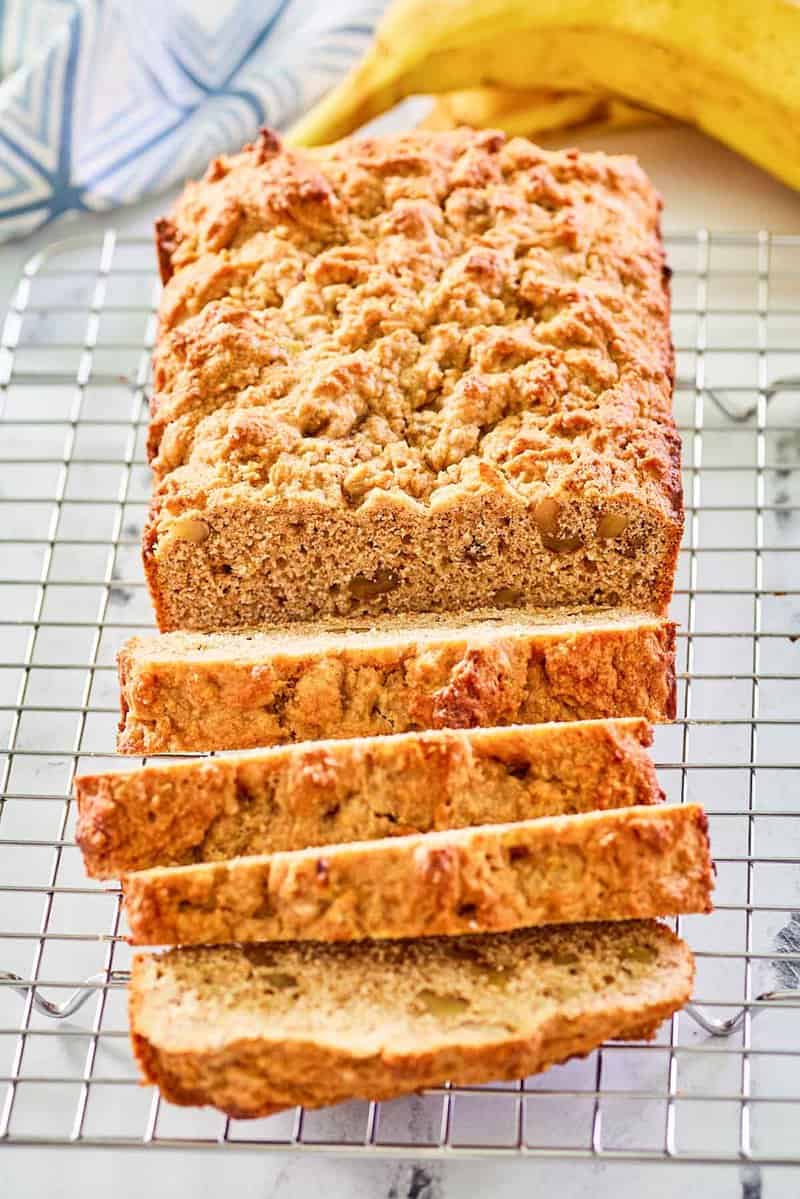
[3, 122, 800, 1198]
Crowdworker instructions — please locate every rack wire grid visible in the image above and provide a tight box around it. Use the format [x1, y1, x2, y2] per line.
[0, 228, 798, 1164]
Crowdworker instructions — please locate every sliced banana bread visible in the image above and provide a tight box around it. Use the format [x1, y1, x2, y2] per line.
[123, 803, 713, 946]
[130, 920, 694, 1118]
[78, 717, 663, 878]
[117, 605, 676, 754]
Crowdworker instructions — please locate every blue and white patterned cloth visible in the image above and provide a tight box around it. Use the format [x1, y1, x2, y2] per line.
[0, 0, 384, 242]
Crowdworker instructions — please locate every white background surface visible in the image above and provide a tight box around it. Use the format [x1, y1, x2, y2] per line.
[2, 120, 799, 1198]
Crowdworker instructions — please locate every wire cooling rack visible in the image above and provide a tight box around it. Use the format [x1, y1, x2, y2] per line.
[0, 229, 799, 1162]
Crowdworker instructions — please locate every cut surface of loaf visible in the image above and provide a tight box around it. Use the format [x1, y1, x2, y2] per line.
[77, 717, 663, 878]
[123, 803, 713, 946]
[130, 921, 694, 1117]
[145, 127, 680, 631]
[116, 605, 676, 754]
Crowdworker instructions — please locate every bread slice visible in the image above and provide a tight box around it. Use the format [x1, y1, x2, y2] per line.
[116, 605, 676, 754]
[129, 920, 694, 1118]
[123, 803, 712, 946]
[77, 717, 663, 879]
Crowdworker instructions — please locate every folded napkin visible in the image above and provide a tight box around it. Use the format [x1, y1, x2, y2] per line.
[0, 0, 383, 242]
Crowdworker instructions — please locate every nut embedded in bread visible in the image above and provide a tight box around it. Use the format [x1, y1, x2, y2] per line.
[76, 717, 663, 878]
[115, 605, 676, 754]
[129, 921, 695, 1118]
[145, 128, 681, 631]
[123, 803, 714, 947]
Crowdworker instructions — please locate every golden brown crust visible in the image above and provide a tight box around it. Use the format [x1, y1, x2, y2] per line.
[123, 803, 713, 946]
[76, 717, 662, 878]
[115, 606, 676, 754]
[129, 921, 694, 1117]
[154, 218, 180, 286]
[144, 128, 681, 630]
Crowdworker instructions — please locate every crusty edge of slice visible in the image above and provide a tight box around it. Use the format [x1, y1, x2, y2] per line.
[122, 804, 713, 947]
[76, 717, 662, 879]
[115, 613, 677, 754]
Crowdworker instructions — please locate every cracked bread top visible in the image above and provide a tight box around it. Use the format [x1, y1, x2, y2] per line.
[151, 127, 678, 523]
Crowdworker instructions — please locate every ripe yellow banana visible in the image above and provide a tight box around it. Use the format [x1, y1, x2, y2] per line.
[287, 0, 800, 191]
[421, 86, 663, 139]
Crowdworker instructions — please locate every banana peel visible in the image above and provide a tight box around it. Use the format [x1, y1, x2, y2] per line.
[287, 0, 800, 191]
[421, 86, 664, 139]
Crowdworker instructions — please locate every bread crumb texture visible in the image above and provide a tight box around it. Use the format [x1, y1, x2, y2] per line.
[129, 920, 694, 1116]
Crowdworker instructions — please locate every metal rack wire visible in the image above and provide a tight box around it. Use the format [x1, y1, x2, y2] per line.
[0, 229, 798, 1161]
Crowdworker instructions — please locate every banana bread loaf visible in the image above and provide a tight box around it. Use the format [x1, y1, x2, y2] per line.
[77, 717, 663, 878]
[130, 921, 694, 1117]
[116, 605, 676, 754]
[123, 803, 713, 946]
[146, 127, 680, 631]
